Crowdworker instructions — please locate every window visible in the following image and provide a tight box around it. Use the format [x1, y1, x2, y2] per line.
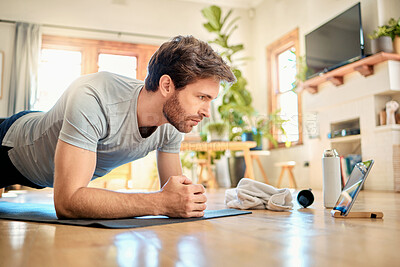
[98, 54, 137, 79]
[35, 49, 82, 111]
[266, 28, 302, 147]
[34, 35, 158, 111]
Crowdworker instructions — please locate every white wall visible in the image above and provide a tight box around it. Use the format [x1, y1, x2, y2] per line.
[377, 0, 400, 25]
[0, 0, 253, 117]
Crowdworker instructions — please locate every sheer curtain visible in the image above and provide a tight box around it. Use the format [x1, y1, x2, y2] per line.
[8, 22, 41, 115]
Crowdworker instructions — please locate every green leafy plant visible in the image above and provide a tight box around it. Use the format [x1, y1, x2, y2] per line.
[369, 17, 400, 40]
[240, 109, 289, 148]
[292, 55, 309, 91]
[388, 17, 400, 40]
[205, 121, 228, 136]
[255, 110, 289, 148]
[202, 5, 255, 141]
[180, 151, 194, 170]
[201, 5, 291, 149]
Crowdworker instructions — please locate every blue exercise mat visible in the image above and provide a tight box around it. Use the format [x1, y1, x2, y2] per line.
[0, 201, 251, 229]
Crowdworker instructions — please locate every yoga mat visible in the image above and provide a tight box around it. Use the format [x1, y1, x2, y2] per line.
[0, 202, 251, 229]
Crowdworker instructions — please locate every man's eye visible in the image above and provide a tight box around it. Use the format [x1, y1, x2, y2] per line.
[199, 96, 205, 100]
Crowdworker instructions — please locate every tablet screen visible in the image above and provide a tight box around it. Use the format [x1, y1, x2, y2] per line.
[333, 160, 374, 215]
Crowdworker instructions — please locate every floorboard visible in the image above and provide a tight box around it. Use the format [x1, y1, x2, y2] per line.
[0, 188, 399, 266]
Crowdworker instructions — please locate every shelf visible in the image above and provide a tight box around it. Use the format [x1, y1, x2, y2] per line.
[329, 135, 361, 143]
[375, 124, 400, 132]
[331, 118, 359, 132]
[301, 52, 400, 94]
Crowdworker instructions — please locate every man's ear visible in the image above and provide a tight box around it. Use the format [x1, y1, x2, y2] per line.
[158, 75, 175, 97]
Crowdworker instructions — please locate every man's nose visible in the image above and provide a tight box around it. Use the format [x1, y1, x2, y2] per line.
[200, 104, 211, 118]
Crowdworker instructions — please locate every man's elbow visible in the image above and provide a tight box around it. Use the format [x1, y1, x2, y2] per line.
[54, 201, 74, 219]
[54, 195, 79, 219]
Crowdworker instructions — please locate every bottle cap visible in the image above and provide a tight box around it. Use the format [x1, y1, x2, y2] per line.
[323, 149, 338, 157]
[297, 189, 314, 208]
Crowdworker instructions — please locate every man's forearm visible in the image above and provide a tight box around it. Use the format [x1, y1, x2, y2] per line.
[55, 187, 164, 219]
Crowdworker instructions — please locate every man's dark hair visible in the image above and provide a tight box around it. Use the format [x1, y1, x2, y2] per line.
[145, 35, 236, 92]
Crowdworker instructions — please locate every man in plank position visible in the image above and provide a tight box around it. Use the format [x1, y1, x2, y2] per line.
[0, 35, 235, 219]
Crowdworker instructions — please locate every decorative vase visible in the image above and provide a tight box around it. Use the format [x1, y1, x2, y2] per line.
[394, 36, 400, 54]
[371, 36, 394, 54]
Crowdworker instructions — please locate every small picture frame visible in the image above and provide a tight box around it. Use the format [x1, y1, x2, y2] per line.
[0, 51, 3, 99]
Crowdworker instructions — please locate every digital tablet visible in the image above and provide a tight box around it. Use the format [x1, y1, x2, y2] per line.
[332, 160, 374, 216]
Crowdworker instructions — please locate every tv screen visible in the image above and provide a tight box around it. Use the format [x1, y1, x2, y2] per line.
[305, 3, 364, 79]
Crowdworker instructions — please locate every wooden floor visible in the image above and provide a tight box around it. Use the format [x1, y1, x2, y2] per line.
[0, 188, 399, 267]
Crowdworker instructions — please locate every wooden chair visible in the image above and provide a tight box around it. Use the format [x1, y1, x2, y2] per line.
[243, 151, 271, 184]
[197, 157, 218, 189]
[275, 161, 297, 188]
[180, 141, 257, 189]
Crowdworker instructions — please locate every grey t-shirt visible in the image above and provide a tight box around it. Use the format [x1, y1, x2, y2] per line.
[2, 72, 183, 187]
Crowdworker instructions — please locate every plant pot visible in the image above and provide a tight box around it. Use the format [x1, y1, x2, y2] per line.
[228, 156, 245, 187]
[215, 156, 231, 188]
[207, 131, 228, 142]
[371, 36, 394, 54]
[241, 130, 262, 150]
[394, 36, 400, 54]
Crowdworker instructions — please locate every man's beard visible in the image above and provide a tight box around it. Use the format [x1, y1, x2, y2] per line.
[163, 92, 202, 133]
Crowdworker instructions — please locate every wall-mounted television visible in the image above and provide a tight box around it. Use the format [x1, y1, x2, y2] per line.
[305, 3, 365, 79]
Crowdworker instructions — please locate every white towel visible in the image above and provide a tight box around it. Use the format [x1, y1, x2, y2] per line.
[225, 178, 293, 211]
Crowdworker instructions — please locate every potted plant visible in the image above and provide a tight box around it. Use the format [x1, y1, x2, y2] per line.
[201, 5, 256, 186]
[205, 121, 229, 141]
[368, 17, 400, 54]
[387, 17, 400, 54]
[241, 126, 262, 150]
[241, 109, 288, 150]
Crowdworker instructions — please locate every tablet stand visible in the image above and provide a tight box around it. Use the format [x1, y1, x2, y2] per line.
[331, 210, 384, 219]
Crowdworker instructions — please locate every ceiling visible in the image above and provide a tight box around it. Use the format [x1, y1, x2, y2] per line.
[176, 0, 265, 8]
[111, 0, 265, 9]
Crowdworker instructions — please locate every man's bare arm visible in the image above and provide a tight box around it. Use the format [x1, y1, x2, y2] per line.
[156, 151, 183, 187]
[157, 150, 207, 215]
[53, 140, 206, 219]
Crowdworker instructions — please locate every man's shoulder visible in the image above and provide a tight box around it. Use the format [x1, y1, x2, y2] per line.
[94, 71, 143, 84]
[73, 72, 144, 105]
[154, 124, 184, 153]
[74, 72, 143, 90]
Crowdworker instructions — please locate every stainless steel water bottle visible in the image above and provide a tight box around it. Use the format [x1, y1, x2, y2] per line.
[322, 149, 341, 208]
